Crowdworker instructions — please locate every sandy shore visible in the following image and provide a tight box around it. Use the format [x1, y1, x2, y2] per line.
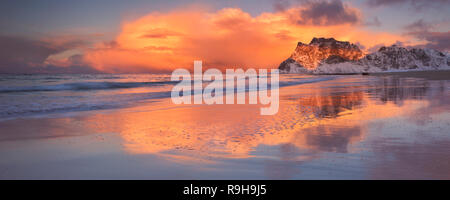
[370, 70, 450, 80]
[1, 73, 449, 179]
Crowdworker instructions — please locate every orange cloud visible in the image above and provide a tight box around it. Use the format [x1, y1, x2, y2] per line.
[83, 6, 413, 73]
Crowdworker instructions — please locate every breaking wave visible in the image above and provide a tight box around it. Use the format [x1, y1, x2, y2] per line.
[0, 81, 179, 93]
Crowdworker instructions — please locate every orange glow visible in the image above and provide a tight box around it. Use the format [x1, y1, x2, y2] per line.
[71, 80, 428, 163]
[83, 7, 412, 73]
[115, 92, 423, 163]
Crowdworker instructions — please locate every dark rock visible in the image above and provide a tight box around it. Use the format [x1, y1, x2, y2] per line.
[324, 55, 349, 64]
[278, 58, 296, 72]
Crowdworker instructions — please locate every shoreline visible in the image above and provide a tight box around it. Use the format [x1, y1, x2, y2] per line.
[281, 69, 450, 79]
[0, 73, 449, 179]
[368, 70, 450, 80]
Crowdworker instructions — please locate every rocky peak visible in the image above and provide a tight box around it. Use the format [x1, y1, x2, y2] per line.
[297, 41, 306, 46]
[359, 44, 448, 70]
[309, 37, 358, 50]
[378, 45, 408, 54]
[279, 38, 450, 74]
[281, 37, 363, 70]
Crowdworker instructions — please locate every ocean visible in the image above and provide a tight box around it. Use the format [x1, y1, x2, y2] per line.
[0, 74, 333, 120]
[0, 72, 449, 179]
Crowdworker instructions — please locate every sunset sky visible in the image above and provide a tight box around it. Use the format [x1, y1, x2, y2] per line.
[1, 0, 449, 73]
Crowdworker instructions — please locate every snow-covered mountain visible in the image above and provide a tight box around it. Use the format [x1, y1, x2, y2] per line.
[279, 37, 363, 72]
[279, 38, 450, 74]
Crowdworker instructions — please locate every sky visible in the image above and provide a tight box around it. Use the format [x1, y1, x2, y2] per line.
[0, 0, 449, 73]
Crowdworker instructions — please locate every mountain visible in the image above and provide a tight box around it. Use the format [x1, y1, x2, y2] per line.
[358, 46, 449, 70]
[279, 37, 450, 74]
[279, 37, 363, 73]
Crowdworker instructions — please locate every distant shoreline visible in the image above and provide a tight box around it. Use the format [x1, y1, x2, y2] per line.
[368, 70, 450, 80]
[306, 69, 450, 79]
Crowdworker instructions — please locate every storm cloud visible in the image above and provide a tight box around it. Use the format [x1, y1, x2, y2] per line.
[0, 35, 98, 74]
[403, 19, 450, 52]
[289, 0, 360, 26]
[403, 19, 434, 31]
[410, 31, 450, 52]
[367, 0, 450, 10]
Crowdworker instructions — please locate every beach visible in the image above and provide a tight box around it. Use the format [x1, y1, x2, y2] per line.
[0, 71, 449, 179]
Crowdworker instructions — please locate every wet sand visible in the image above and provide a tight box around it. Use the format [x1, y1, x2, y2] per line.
[370, 70, 450, 80]
[1, 72, 449, 179]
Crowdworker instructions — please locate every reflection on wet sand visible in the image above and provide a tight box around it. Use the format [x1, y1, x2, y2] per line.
[297, 91, 363, 118]
[115, 74, 447, 179]
[107, 76, 446, 163]
[0, 73, 449, 179]
[367, 76, 430, 104]
[116, 92, 367, 159]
